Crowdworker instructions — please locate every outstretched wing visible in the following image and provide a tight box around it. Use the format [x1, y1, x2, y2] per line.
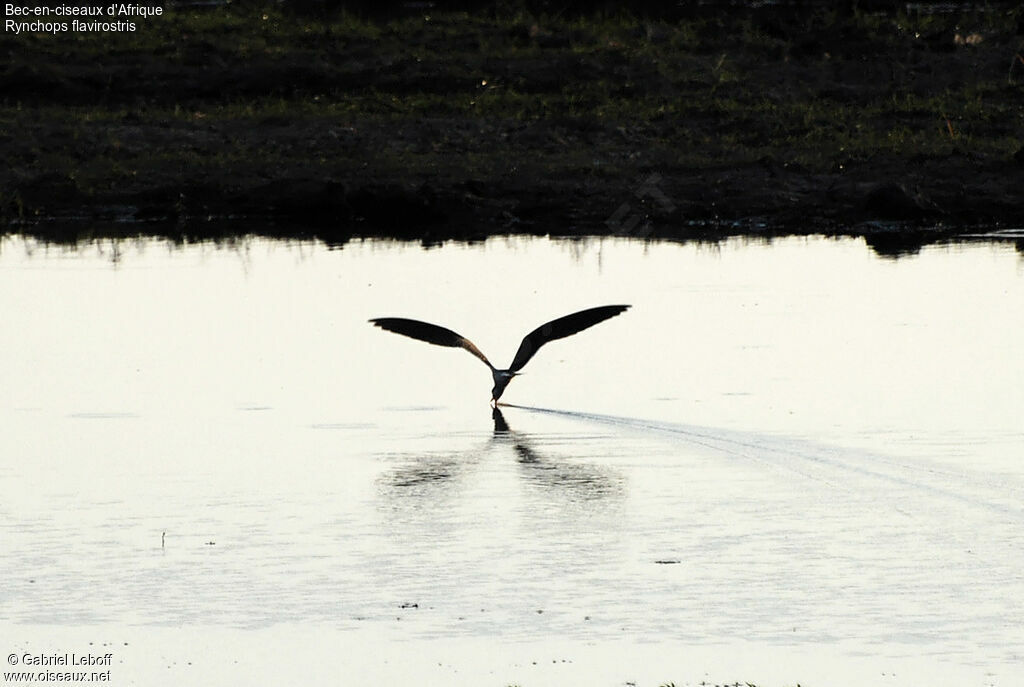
[508, 305, 630, 372]
[369, 317, 493, 369]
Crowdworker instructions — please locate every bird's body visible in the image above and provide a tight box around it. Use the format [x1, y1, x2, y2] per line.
[369, 305, 630, 404]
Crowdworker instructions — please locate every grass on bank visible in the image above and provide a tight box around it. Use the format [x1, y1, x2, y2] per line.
[1, 3, 1022, 222]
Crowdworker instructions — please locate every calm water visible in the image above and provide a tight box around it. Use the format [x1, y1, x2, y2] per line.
[1, 234, 1022, 686]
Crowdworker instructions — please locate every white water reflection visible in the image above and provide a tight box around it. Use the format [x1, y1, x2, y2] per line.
[0, 234, 1022, 686]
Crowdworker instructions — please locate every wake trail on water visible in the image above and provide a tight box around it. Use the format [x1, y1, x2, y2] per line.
[500, 403, 1024, 521]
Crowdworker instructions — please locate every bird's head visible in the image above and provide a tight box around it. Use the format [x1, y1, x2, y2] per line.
[491, 370, 517, 403]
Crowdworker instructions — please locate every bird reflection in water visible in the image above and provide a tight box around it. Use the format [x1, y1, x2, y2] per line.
[492, 406, 623, 502]
[378, 407, 622, 504]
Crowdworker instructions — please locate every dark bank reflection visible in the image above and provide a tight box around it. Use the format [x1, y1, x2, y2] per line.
[378, 450, 474, 502]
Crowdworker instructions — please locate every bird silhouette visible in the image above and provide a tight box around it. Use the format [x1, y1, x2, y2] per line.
[369, 305, 630, 404]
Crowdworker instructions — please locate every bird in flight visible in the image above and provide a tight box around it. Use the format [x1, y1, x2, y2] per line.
[369, 305, 630, 405]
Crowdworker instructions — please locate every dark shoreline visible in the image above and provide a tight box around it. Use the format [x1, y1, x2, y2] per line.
[7, 214, 1022, 260]
[2, 3, 1023, 254]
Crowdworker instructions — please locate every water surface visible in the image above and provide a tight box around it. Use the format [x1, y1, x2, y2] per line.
[1, 234, 1022, 686]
